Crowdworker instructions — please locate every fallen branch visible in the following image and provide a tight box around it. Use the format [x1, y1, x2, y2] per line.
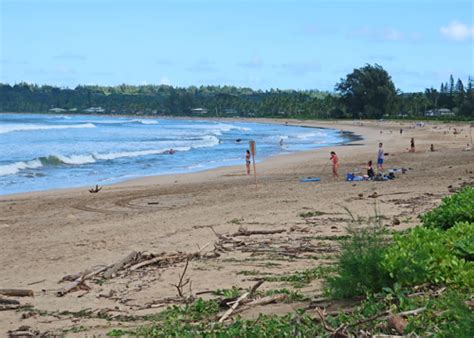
[1, 304, 22, 311]
[103, 251, 138, 279]
[0, 289, 34, 297]
[244, 293, 287, 307]
[172, 258, 190, 298]
[232, 228, 286, 237]
[129, 245, 209, 272]
[218, 292, 249, 323]
[57, 265, 108, 297]
[398, 307, 426, 317]
[218, 280, 264, 323]
[0, 298, 20, 305]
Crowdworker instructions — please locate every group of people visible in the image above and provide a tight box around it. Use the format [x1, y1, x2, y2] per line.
[243, 127, 470, 179]
[328, 142, 384, 181]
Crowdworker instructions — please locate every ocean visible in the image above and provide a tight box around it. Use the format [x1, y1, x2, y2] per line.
[0, 113, 351, 195]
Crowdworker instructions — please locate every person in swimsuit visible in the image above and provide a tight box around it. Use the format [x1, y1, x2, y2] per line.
[330, 151, 339, 180]
[367, 160, 375, 179]
[410, 138, 415, 152]
[245, 149, 251, 175]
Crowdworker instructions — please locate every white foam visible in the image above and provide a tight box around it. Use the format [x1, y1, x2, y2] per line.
[56, 154, 96, 165]
[93, 148, 172, 160]
[295, 131, 326, 140]
[0, 159, 42, 176]
[180, 123, 250, 136]
[0, 123, 95, 134]
[132, 119, 159, 125]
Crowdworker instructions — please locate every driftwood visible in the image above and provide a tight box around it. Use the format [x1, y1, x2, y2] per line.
[129, 253, 187, 271]
[219, 292, 250, 323]
[218, 280, 264, 323]
[232, 228, 286, 237]
[129, 243, 211, 272]
[244, 294, 287, 307]
[103, 251, 138, 279]
[57, 265, 108, 297]
[1, 304, 22, 311]
[172, 258, 191, 298]
[89, 184, 102, 193]
[0, 297, 20, 305]
[0, 289, 34, 297]
[8, 326, 41, 337]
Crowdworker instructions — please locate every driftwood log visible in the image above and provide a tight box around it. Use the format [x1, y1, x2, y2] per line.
[232, 228, 286, 237]
[0, 289, 34, 297]
[57, 265, 109, 297]
[103, 251, 138, 279]
[218, 280, 264, 323]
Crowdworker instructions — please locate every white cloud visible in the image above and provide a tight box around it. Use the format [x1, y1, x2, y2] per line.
[348, 27, 421, 42]
[440, 21, 474, 41]
[159, 76, 170, 85]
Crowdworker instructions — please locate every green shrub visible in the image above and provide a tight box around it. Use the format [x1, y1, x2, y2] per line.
[383, 222, 474, 288]
[325, 225, 393, 298]
[422, 187, 474, 229]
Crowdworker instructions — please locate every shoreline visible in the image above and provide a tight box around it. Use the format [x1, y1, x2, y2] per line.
[0, 117, 361, 198]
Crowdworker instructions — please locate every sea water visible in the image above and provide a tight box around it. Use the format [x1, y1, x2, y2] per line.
[0, 113, 351, 195]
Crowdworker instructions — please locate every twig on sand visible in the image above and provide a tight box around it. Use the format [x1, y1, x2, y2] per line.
[172, 258, 191, 298]
[231, 227, 286, 237]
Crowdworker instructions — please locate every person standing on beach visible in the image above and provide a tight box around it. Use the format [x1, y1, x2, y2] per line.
[377, 142, 384, 172]
[410, 138, 415, 152]
[330, 151, 339, 180]
[245, 150, 251, 175]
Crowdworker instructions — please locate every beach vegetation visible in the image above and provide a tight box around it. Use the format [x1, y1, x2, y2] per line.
[101, 189, 474, 337]
[421, 186, 474, 229]
[325, 224, 393, 298]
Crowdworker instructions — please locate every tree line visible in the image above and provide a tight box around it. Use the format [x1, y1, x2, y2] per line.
[0, 64, 472, 119]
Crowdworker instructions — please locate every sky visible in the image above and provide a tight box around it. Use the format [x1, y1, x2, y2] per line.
[0, 0, 473, 92]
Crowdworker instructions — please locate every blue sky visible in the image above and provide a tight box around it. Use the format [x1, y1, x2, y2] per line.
[1, 0, 473, 92]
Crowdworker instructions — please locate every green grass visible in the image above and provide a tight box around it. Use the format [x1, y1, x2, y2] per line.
[264, 266, 334, 288]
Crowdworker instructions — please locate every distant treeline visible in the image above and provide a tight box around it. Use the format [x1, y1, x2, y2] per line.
[1, 65, 472, 119]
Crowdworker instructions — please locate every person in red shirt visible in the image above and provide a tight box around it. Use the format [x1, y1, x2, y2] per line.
[330, 151, 339, 180]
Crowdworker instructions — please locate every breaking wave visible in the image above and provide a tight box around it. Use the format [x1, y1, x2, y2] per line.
[0, 135, 220, 176]
[0, 123, 95, 134]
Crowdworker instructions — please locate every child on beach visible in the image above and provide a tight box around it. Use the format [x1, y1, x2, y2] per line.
[330, 151, 339, 180]
[410, 138, 415, 152]
[367, 160, 375, 179]
[245, 150, 251, 175]
[377, 142, 384, 172]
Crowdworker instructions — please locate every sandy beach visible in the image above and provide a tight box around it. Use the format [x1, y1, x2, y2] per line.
[1, 119, 473, 336]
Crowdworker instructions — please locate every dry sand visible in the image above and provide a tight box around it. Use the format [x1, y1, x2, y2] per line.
[1, 119, 473, 336]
